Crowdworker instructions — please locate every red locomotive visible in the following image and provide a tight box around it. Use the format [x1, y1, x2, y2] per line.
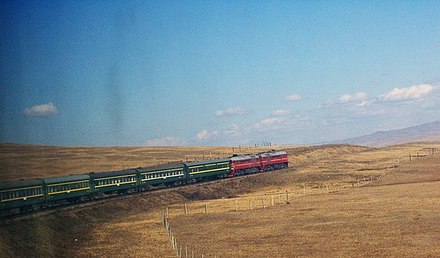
[229, 151, 288, 177]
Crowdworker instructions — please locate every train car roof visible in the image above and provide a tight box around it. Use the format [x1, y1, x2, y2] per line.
[0, 178, 44, 190]
[137, 163, 184, 173]
[259, 151, 287, 157]
[230, 154, 259, 161]
[90, 169, 137, 179]
[184, 158, 230, 167]
[43, 174, 90, 184]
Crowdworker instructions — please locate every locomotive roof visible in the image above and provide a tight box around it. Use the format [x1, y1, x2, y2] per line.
[184, 158, 230, 167]
[230, 154, 259, 161]
[0, 178, 44, 190]
[259, 151, 287, 157]
[137, 163, 184, 173]
[43, 174, 90, 184]
[90, 169, 137, 179]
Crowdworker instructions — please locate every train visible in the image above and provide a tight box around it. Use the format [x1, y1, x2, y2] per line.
[0, 150, 288, 216]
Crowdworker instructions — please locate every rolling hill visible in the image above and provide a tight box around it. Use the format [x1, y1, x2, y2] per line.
[335, 121, 440, 147]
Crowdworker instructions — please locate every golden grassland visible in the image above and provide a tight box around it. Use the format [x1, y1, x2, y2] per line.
[0, 144, 284, 181]
[0, 142, 439, 257]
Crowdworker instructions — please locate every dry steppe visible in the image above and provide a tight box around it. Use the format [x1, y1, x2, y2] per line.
[0, 142, 439, 257]
[0, 144, 280, 181]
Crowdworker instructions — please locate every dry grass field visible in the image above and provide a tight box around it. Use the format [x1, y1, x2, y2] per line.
[169, 157, 440, 257]
[0, 142, 439, 257]
[0, 144, 282, 182]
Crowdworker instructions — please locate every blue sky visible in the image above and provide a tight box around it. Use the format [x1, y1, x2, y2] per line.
[1, 1, 439, 146]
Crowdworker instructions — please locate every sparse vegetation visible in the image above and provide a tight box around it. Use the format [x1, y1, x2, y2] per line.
[0, 142, 439, 257]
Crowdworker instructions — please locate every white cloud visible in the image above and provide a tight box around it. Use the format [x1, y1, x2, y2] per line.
[337, 92, 368, 103]
[380, 84, 433, 102]
[356, 100, 370, 107]
[196, 130, 218, 140]
[223, 124, 241, 137]
[254, 117, 287, 128]
[284, 94, 302, 102]
[272, 109, 290, 116]
[145, 136, 186, 146]
[214, 107, 247, 117]
[23, 102, 59, 117]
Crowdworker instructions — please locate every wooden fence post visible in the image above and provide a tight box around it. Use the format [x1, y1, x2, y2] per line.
[204, 204, 208, 213]
[286, 191, 289, 204]
[271, 195, 274, 206]
[235, 200, 238, 212]
[184, 203, 188, 215]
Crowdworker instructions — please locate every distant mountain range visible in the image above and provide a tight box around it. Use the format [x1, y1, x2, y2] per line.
[334, 121, 440, 147]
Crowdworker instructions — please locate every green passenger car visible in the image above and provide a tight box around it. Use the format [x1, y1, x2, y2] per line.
[0, 179, 45, 210]
[184, 158, 231, 180]
[137, 163, 185, 187]
[90, 169, 138, 194]
[43, 174, 92, 202]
